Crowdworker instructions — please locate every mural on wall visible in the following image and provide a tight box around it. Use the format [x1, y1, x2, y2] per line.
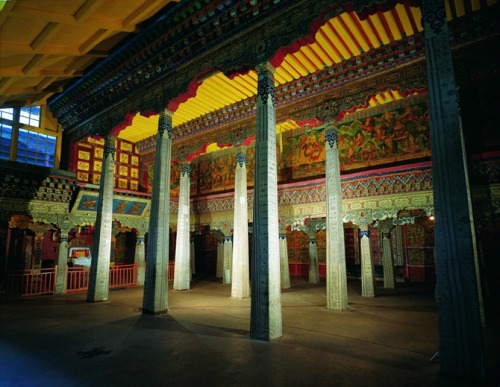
[281, 129, 326, 180]
[338, 102, 431, 169]
[143, 102, 431, 196]
[73, 192, 148, 216]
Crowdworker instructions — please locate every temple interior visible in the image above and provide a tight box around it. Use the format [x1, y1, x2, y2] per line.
[0, 0, 499, 384]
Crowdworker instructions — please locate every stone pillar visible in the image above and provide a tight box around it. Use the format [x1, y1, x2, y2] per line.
[216, 235, 224, 278]
[379, 219, 395, 289]
[278, 229, 291, 290]
[307, 232, 319, 284]
[359, 223, 375, 297]
[392, 225, 405, 267]
[174, 163, 191, 291]
[222, 235, 233, 284]
[142, 110, 173, 314]
[325, 128, 348, 310]
[250, 62, 282, 340]
[135, 234, 146, 286]
[33, 233, 44, 269]
[231, 148, 250, 299]
[54, 232, 69, 295]
[190, 234, 195, 276]
[422, 0, 484, 379]
[87, 135, 115, 302]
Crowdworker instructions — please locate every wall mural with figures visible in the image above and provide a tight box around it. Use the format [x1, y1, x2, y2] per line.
[145, 101, 432, 196]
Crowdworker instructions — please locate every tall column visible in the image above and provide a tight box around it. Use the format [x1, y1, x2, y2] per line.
[54, 231, 69, 295]
[174, 163, 191, 291]
[307, 231, 319, 284]
[33, 233, 44, 269]
[142, 110, 173, 314]
[278, 228, 291, 290]
[231, 148, 250, 299]
[135, 234, 146, 286]
[87, 135, 115, 302]
[379, 219, 395, 289]
[422, 0, 484, 379]
[216, 235, 224, 278]
[250, 62, 282, 340]
[359, 223, 375, 297]
[325, 128, 348, 310]
[190, 234, 195, 276]
[222, 234, 233, 284]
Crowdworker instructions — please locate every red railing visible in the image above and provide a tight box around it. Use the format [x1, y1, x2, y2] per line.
[0, 268, 56, 297]
[66, 266, 90, 294]
[109, 263, 138, 289]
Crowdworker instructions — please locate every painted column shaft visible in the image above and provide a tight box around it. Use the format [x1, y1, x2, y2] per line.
[359, 225, 375, 297]
[325, 128, 348, 310]
[231, 150, 250, 299]
[174, 165, 191, 291]
[381, 231, 395, 289]
[308, 237, 319, 284]
[135, 235, 146, 286]
[190, 236, 195, 276]
[223, 236, 233, 284]
[142, 111, 172, 314]
[250, 62, 282, 340]
[87, 135, 115, 302]
[422, 0, 484, 379]
[55, 234, 69, 295]
[279, 233, 291, 289]
[216, 238, 224, 278]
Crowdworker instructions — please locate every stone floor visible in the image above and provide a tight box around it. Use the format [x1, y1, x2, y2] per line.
[1, 277, 498, 387]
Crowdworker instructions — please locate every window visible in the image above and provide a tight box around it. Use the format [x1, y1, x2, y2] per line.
[0, 108, 14, 121]
[0, 105, 58, 168]
[19, 106, 41, 127]
[16, 129, 56, 167]
[0, 123, 12, 160]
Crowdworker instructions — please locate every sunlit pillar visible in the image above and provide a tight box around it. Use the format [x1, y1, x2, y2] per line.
[359, 223, 375, 297]
[231, 147, 250, 299]
[250, 62, 282, 340]
[135, 233, 146, 286]
[223, 234, 233, 284]
[174, 163, 191, 291]
[142, 110, 173, 314]
[278, 228, 291, 290]
[55, 230, 70, 295]
[87, 134, 115, 302]
[325, 127, 348, 310]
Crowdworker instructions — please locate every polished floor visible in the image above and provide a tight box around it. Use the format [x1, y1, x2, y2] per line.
[1, 277, 498, 387]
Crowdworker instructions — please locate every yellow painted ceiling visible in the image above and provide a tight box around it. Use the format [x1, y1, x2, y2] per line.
[119, 2, 425, 143]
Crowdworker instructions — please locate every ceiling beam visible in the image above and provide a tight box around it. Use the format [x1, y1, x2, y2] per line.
[10, 7, 137, 32]
[23, 54, 45, 75]
[122, 0, 168, 28]
[0, 0, 19, 29]
[74, 0, 102, 23]
[1, 42, 108, 56]
[0, 69, 83, 77]
[31, 22, 62, 50]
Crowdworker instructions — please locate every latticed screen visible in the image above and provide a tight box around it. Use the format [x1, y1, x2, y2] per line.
[16, 129, 56, 167]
